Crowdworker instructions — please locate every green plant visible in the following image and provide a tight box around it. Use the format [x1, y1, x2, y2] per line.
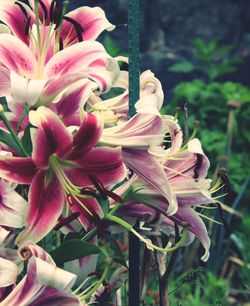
[169, 38, 242, 81]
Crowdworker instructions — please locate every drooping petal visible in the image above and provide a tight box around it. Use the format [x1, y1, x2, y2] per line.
[16, 170, 65, 244]
[61, 6, 115, 45]
[123, 149, 178, 215]
[101, 113, 165, 147]
[0, 1, 35, 45]
[0, 157, 37, 184]
[0, 34, 35, 77]
[170, 207, 211, 262]
[0, 179, 27, 228]
[29, 107, 73, 168]
[69, 147, 127, 187]
[67, 113, 103, 160]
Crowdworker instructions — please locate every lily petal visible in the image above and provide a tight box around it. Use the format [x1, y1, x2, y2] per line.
[69, 147, 127, 186]
[0, 179, 27, 228]
[0, 257, 19, 287]
[29, 107, 73, 168]
[0, 1, 35, 45]
[45, 41, 109, 77]
[1, 256, 77, 306]
[171, 207, 211, 262]
[51, 79, 97, 126]
[0, 157, 36, 184]
[101, 113, 165, 147]
[0, 34, 35, 77]
[61, 6, 115, 45]
[29, 287, 81, 306]
[68, 113, 103, 160]
[16, 170, 65, 244]
[123, 149, 178, 215]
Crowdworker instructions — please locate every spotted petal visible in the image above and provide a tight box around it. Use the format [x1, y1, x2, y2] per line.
[0, 34, 35, 78]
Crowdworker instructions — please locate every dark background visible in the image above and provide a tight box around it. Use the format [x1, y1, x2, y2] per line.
[64, 0, 250, 103]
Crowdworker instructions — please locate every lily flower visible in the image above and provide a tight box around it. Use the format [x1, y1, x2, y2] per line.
[0, 241, 82, 306]
[0, 107, 127, 244]
[0, 31, 119, 106]
[88, 70, 164, 125]
[124, 138, 213, 261]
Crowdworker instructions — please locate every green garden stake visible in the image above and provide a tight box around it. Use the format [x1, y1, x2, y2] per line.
[128, 0, 141, 305]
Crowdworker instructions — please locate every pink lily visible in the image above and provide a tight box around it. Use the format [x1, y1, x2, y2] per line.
[0, 107, 126, 244]
[124, 139, 213, 261]
[0, 241, 82, 306]
[0, 32, 119, 105]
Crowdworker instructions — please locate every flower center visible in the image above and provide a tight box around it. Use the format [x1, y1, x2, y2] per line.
[49, 155, 93, 217]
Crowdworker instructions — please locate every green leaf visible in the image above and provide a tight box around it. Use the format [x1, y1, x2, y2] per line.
[21, 125, 33, 155]
[0, 129, 22, 154]
[168, 62, 195, 73]
[50, 239, 100, 265]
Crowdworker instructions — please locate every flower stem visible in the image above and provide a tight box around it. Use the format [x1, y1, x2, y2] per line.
[80, 265, 109, 301]
[0, 108, 29, 157]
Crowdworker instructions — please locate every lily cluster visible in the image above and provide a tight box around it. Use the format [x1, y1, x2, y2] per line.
[0, 0, 217, 304]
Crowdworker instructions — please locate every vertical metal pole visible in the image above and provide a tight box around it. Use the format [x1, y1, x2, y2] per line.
[128, 0, 140, 305]
[128, 0, 140, 117]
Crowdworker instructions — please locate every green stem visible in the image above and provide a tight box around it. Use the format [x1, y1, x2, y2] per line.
[0, 111, 29, 157]
[105, 214, 189, 253]
[80, 265, 109, 301]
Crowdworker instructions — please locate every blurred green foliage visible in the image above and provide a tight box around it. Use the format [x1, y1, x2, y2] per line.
[169, 38, 242, 81]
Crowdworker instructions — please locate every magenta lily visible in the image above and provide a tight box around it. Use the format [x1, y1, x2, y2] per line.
[0, 107, 126, 244]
